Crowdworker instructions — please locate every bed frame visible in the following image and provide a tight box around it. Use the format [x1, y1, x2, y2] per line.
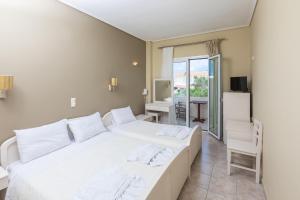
[0, 129, 190, 200]
[1, 136, 19, 168]
[102, 111, 202, 166]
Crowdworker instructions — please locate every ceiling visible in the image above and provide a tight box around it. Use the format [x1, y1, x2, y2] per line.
[59, 0, 257, 41]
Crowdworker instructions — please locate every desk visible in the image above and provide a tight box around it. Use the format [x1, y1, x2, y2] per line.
[190, 100, 207, 122]
[145, 102, 175, 124]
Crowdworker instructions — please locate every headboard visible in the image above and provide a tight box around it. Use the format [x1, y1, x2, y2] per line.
[1, 136, 20, 168]
[102, 112, 114, 127]
[0, 112, 114, 168]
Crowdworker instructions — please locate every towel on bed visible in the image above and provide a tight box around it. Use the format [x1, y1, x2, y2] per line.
[74, 167, 146, 200]
[156, 125, 191, 140]
[127, 144, 174, 167]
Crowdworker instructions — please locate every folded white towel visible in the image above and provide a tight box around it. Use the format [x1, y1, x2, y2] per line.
[74, 167, 146, 200]
[156, 125, 191, 140]
[127, 144, 175, 167]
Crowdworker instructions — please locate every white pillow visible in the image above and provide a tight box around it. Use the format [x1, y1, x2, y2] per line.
[15, 119, 71, 163]
[111, 106, 136, 125]
[68, 112, 106, 143]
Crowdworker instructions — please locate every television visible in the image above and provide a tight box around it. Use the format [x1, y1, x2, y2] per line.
[230, 76, 248, 92]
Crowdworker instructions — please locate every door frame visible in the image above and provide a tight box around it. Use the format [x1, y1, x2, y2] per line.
[207, 54, 222, 140]
[173, 55, 209, 127]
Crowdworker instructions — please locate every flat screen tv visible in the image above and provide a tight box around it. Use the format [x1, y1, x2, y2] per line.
[230, 76, 248, 92]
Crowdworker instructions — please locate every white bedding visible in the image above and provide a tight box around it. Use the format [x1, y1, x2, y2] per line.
[6, 132, 189, 200]
[127, 144, 175, 167]
[108, 120, 202, 165]
[109, 121, 190, 148]
[74, 167, 146, 200]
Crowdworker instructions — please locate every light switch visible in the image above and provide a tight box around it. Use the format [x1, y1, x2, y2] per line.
[70, 98, 76, 108]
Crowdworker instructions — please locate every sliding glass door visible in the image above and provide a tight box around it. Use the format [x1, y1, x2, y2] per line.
[173, 61, 188, 126]
[208, 55, 222, 139]
[189, 59, 209, 130]
[173, 57, 209, 129]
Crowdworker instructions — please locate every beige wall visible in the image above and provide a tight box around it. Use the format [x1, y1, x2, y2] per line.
[146, 27, 252, 101]
[0, 0, 146, 143]
[251, 0, 300, 199]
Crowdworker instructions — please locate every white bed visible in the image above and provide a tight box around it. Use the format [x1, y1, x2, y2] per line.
[1, 132, 190, 200]
[102, 112, 202, 166]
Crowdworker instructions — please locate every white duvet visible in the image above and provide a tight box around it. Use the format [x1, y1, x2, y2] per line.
[109, 121, 193, 148]
[127, 144, 175, 167]
[6, 132, 184, 200]
[74, 167, 146, 200]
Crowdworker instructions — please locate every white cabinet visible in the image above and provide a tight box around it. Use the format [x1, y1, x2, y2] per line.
[223, 92, 251, 144]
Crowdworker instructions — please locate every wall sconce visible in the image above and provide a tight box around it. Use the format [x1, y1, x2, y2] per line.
[142, 88, 148, 103]
[108, 77, 118, 92]
[0, 75, 13, 99]
[132, 61, 139, 67]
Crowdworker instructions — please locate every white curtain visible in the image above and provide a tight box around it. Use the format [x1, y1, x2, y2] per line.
[161, 47, 176, 124]
[161, 47, 174, 79]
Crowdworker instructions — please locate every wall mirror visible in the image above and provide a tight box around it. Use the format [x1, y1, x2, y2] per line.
[153, 79, 172, 103]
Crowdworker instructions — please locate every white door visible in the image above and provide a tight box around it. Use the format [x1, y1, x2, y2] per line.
[208, 55, 222, 139]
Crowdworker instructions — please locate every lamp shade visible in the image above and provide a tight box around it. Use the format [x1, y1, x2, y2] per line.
[111, 77, 118, 86]
[0, 76, 13, 90]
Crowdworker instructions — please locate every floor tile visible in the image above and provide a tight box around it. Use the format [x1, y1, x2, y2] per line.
[189, 172, 211, 189]
[177, 132, 266, 200]
[192, 161, 214, 176]
[237, 177, 265, 200]
[206, 191, 237, 200]
[208, 176, 237, 195]
[212, 166, 228, 178]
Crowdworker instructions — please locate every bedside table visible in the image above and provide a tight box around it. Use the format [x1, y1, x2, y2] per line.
[0, 167, 8, 191]
[136, 114, 153, 122]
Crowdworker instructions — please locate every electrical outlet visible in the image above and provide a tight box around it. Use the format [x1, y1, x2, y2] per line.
[70, 98, 76, 108]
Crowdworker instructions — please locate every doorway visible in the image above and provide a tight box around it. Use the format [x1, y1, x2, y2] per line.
[172, 55, 222, 138]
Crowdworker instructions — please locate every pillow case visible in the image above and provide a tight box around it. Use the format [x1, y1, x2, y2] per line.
[111, 106, 136, 125]
[15, 119, 71, 163]
[68, 112, 106, 143]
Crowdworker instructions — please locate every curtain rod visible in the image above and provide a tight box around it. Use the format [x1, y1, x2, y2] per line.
[157, 38, 225, 49]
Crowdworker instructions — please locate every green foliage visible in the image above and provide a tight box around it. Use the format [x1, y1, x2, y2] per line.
[174, 76, 208, 97]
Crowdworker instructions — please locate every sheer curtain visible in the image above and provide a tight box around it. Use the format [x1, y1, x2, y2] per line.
[161, 47, 176, 124]
[161, 47, 174, 79]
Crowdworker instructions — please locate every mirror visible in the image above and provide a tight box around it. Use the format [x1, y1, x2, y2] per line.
[154, 79, 172, 103]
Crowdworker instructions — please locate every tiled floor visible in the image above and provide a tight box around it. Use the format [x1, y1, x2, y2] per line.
[178, 132, 266, 200]
[176, 118, 208, 131]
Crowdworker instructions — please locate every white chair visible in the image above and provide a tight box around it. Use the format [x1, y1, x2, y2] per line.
[226, 119, 254, 142]
[227, 119, 263, 183]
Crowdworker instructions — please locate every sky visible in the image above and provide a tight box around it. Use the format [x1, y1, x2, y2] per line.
[173, 58, 209, 87]
[173, 58, 209, 72]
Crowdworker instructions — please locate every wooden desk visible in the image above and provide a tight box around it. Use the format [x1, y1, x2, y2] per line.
[190, 100, 207, 122]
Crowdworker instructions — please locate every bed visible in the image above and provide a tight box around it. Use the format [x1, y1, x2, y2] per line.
[1, 132, 190, 200]
[102, 112, 202, 166]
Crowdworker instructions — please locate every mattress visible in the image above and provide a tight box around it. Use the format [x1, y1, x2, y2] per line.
[108, 120, 202, 165]
[6, 132, 189, 200]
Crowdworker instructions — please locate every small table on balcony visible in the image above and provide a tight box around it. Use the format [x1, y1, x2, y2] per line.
[190, 100, 207, 123]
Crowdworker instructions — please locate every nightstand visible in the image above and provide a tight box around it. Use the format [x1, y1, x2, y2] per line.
[136, 114, 153, 122]
[0, 167, 8, 191]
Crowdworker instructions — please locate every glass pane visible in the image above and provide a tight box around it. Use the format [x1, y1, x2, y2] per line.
[173, 61, 187, 126]
[189, 59, 208, 129]
[209, 57, 219, 137]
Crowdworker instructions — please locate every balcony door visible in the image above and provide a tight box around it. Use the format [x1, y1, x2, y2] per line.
[208, 55, 222, 139]
[173, 56, 209, 129]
